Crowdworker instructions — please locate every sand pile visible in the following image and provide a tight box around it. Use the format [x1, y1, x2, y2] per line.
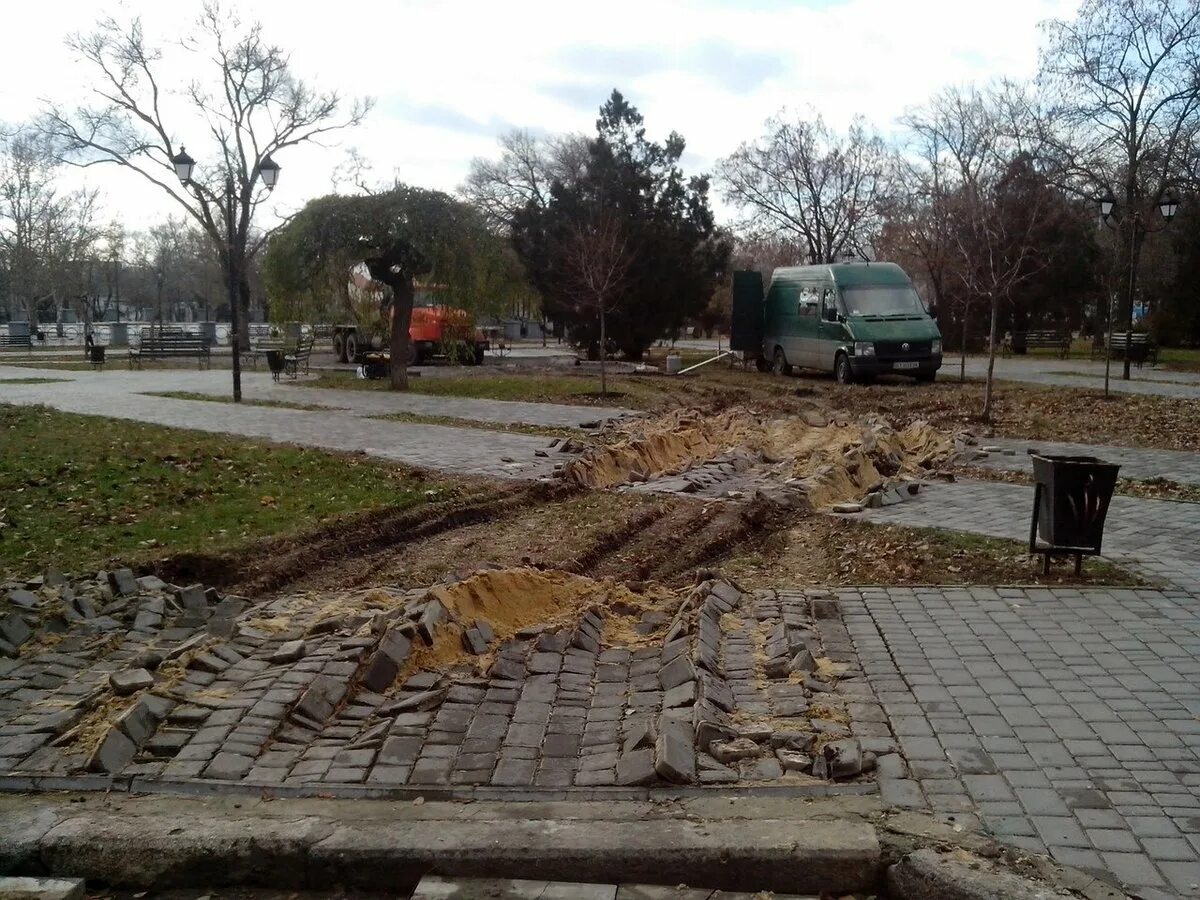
[408, 567, 682, 674]
[564, 406, 960, 509]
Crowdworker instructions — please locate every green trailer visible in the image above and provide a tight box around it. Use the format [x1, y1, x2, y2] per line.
[731, 262, 942, 384]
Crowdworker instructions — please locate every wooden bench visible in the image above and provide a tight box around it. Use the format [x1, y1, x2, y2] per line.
[1013, 330, 1071, 358]
[0, 336, 32, 355]
[129, 330, 212, 369]
[283, 335, 313, 378]
[1093, 332, 1158, 367]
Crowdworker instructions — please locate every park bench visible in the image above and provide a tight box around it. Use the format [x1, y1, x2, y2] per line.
[1092, 332, 1158, 368]
[1013, 330, 1071, 358]
[0, 333, 33, 352]
[129, 329, 211, 369]
[283, 335, 314, 378]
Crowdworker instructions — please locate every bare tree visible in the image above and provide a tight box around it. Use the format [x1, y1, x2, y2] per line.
[718, 113, 888, 263]
[40, 3, 370, 351]
[1037, 0, 1200, 377]
[0, 128, 100, 324]
[462, 130, 589, 231]
[563, 208, 634, 396]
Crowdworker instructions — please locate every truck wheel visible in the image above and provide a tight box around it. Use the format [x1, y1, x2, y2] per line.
[755, 356, 771, 373]
[344, 331, 358, 363]
[835, 352, 855, 385]
[472, 346, 486, 366]
[772, 348, 792, 376]
[332, 331, 346, 364]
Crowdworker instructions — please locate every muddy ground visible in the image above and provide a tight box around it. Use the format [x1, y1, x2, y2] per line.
[155, 479, 1137, 599]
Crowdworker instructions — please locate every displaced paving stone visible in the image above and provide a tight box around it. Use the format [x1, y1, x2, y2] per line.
[710, 738, 761, 764]
[659, 654, 695, 690]
[661, 681, 695, 709]
[87, 728, 136, 774]
[461, 627, 488, 656]
[776, 749, 813, 773]
[109, 668, 154, 696]
[616, 748, 658, 786]
[654, 725, 696, 784]
[294, 674, 349, 723]
[5, 589, 39, 610]
[271, 640, 306, 663]
[0, 613, 31, 650]
[108, 568, 139, 596]
[888, 848, 1061, 899]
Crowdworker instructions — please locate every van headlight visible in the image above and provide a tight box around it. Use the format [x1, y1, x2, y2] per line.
[932, 339, 942, 355]
[854, 342, 875, 357]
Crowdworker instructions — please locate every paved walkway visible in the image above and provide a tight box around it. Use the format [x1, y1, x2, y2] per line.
[957, 357, 1200, 400]
[842, 584, 1200, 898]
[853, 478, 1200, 591]
[0, 365, 636, 479]
[975, 439, 1200, 486]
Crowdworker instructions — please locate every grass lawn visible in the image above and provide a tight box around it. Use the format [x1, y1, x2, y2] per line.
[0, 404, 453, 580]
[147, 390, 331, 411]
[301, 370, 669, 408]
[0, 378, 71, 385]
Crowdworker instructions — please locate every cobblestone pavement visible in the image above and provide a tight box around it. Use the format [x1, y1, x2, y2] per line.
[0, 364, 635, 479]
[956, 356, 1200, 399]
[0, 570, 881, 800]
[852, 478, 1200, 591]
[0, 363, 634, 428]
[972, 439, 1200, 485]
[840, 585, 1200, 899]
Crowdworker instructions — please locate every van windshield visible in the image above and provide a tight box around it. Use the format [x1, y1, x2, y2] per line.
[841, 285, 926, 317]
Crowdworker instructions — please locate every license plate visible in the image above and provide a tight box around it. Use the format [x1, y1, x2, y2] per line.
[893, 361, 919, 370]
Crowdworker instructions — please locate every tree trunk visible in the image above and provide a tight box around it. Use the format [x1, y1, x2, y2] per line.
[389, 276, 414, 391]
[599, 304, 608, 397]
[982, 293, 1000, 422]
[960, 302, 969, 382]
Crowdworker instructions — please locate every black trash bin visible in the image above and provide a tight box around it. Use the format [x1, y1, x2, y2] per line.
[88, 345, 106, 367]
[1029, 454, 1120, 574]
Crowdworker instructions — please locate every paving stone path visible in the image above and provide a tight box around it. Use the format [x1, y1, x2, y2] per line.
[839, 585, 1200, 899]
[953, 356, 1200, 400]
[853, 478, 1200, 591]
[0, 570, 882, 799]
[0, 364, 635, 478]
[973, 438, 1200, 486]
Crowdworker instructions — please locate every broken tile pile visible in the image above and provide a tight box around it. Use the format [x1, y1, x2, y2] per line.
[0, 567, 898, 794]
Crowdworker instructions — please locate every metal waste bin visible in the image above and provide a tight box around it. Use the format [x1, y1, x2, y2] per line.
[1029, 454, 1120, 574]
[88, 345, 106, 367]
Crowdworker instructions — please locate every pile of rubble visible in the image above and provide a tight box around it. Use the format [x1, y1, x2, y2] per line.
[563, 406, 978, 511]
[0, 565, 896, 790]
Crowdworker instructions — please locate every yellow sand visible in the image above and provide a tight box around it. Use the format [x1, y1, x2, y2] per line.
[406, 567, 681, 674]
[564, 408, 957, 509]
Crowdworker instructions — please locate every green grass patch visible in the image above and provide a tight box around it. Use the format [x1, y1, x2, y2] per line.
[0, 378, 71, 385]
[147, 391, 331, 412]
[0, 404, 450, 579]
[370, 411, 574, 439]
[301, 371, 665, 408]
[1, 360, 96, 371]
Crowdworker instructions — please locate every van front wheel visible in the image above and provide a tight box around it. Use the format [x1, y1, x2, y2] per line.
[772, 348, 792, 377]
[835, 352, 855, 385]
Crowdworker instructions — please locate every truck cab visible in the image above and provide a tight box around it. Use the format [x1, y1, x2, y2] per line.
[734, 262, 942, 384]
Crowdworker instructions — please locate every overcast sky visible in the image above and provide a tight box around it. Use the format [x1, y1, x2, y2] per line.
[2, 0, 1078, 231]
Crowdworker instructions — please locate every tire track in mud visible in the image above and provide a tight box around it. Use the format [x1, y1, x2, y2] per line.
[155, 481, 579, 596]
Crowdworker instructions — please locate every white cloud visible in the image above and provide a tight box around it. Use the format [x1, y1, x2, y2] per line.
[1, 0, 1079, 230]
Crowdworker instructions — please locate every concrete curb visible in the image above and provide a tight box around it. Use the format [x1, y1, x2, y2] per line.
[2, 794, 882, 894]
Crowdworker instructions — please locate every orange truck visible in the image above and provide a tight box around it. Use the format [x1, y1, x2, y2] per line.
[331, 266, 489, 366]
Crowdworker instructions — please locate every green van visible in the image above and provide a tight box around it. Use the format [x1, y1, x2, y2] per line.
[730, 262, 942, 384]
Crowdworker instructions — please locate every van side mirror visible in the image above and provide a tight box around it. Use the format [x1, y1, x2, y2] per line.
[824, 307, 839, 323]
[928, 303, 939, 320]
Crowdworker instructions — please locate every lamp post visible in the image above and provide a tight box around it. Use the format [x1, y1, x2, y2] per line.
[169, 146, 280, 402]
[1098, 189, 1179, 390]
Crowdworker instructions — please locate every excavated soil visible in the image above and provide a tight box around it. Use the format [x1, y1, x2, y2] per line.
[565, 406, 960, 510]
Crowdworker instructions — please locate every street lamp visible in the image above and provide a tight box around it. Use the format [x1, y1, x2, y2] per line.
[1097, 188, 1179, 386]
[170, 147, 280, 402]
